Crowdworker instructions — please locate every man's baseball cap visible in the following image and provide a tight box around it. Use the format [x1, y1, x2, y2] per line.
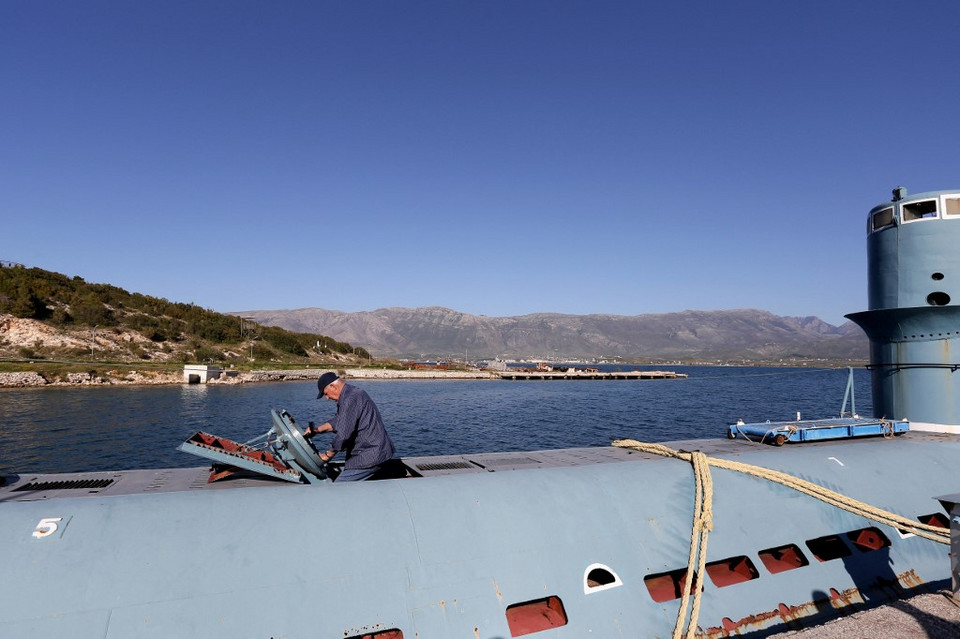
[317, 372, 339, 398]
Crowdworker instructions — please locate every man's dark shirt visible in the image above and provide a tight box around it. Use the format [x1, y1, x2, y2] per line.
[328, 384, 395, 469]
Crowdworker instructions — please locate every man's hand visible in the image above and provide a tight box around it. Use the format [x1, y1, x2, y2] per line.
[304, 422, 332, 438]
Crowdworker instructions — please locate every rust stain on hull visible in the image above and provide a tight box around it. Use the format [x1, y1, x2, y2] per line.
[701, 571, 926, 637]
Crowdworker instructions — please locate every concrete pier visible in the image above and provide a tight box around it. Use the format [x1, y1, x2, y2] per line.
[494, 370, 687, 381]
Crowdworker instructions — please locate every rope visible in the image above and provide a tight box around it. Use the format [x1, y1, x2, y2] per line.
[674, 450, 712, 639]
[611, 439, 952, 638]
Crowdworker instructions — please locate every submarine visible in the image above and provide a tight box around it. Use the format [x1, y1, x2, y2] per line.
[2, 187, 960, 638]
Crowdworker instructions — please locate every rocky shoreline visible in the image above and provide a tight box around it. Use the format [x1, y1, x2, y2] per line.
[0, 367, 497, 389]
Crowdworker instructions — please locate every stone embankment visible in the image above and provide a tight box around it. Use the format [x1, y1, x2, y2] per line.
[0, 370, 184, 388]
[205, 368, 497, 384]
[0, 368, 496, 389]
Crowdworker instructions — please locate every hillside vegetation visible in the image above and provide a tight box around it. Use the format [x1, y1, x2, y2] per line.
[0, 264, 369, 367]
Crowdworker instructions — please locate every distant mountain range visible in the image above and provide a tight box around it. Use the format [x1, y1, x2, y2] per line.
[236, 306, 869, 363]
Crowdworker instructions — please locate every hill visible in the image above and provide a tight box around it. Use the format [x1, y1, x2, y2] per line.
[0, 264, 367, 366]
[238, 306, 869, 364]
[0, 264, 869, 367]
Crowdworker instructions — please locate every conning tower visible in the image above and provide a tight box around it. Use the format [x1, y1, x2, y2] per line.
[847, 187, 960, 433]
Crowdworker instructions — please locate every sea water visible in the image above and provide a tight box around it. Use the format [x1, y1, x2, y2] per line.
[0, 366, 872, 474]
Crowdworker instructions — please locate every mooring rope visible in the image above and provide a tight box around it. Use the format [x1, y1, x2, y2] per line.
[611, 439, 951, 638]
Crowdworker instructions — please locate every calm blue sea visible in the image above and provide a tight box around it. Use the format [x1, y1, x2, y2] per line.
[0, 366, 872, 475]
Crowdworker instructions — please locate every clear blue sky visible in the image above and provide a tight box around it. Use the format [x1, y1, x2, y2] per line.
[3, 1, 958, 326]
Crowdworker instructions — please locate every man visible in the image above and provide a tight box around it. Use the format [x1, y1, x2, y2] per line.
[303, 372, 396, 482]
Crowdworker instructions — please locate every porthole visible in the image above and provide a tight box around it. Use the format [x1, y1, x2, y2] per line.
[932, 272, 945, 281]
[927, 292, 951, 306]
[584, 563, 623, 593]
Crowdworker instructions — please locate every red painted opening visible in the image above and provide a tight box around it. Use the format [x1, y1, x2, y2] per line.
[345, 630, 403, 639]
[643, 568, 699, 602]
[846, 526, 891, 552]
[918, 512, 949, 528]
[704, 555, 760, 587]
[805, 534, 852, 562]
[758, 543, 809, 574]
[505, 595, 568, 637]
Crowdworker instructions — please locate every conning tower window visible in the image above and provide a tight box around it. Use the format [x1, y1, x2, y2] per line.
[902, 199, 938, 222]
[944, 196, 960, 216]
[871, 207, 894, 232]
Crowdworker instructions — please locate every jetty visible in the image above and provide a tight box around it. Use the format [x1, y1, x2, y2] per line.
[494, 369, 686, 381]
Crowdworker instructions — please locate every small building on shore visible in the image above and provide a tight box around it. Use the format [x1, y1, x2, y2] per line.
[183, 364, 222, 384]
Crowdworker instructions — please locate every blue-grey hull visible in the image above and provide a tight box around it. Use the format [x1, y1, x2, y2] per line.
[2, 433, 956, 638]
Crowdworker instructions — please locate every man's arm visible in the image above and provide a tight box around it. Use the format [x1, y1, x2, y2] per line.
[304, 422, 333, 437]
[304, 422, 337, 461]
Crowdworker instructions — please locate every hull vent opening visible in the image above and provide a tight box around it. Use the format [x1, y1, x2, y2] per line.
[644, 568, 699, 603]
[805, 534, 852, 562]
[344, 630, 403, 639]
[705, 555, 760, 588]
[413, 461, 475, 472]
[758, 543, 809, 574]
[846, 526, 891, 552]
[14, 478, 114, 492]
[919, 512, 949, 528]
[505, 596, 567, 636]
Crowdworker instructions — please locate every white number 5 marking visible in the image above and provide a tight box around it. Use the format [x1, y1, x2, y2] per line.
[33, 517, 64, 539]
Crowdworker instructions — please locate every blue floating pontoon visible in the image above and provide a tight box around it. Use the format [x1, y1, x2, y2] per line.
[727, 416, 910, 446]
[726, 366, 910, 445]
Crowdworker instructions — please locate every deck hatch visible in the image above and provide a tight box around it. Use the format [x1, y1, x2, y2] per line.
[14, 478, 114, 492]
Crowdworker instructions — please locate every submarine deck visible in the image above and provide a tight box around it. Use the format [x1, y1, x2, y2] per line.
[4, 429, 959, 503]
